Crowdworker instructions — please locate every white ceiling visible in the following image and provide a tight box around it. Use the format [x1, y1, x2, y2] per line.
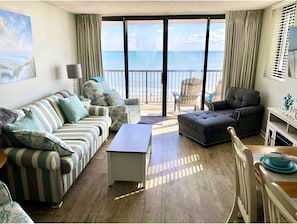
[44, 0, 281, 16]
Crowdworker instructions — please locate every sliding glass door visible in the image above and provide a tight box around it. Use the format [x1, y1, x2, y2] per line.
[167, 19, 207, 112]
[101, 15, 225, 116]
[127, 20, 164, 116]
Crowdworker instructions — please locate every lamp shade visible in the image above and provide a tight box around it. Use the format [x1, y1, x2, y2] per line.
[66, 64, 83, 79]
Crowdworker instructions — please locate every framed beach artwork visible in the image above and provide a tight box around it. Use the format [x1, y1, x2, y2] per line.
[0, 9, 36, 84]
[288, 26, 297, 79]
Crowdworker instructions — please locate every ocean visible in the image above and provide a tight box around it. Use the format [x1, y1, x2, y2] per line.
[102, 50, 224, 101]
[102, 50, 224, 70]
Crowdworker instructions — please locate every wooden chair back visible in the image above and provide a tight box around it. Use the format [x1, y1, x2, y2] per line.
[255, 162, 297, 223]
[227, 126, 258, 223]
[179, 78, 202, 106]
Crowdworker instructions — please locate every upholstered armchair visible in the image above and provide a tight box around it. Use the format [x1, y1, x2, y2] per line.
[83, 79, 141, 131]
[0, 180, 33, 223]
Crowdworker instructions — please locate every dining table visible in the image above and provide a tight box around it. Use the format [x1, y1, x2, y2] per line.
[248, 145, 297, 199]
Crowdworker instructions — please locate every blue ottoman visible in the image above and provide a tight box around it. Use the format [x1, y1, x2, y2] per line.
[177, 111, 238, 147]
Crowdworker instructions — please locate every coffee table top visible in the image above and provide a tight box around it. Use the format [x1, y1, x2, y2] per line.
[107, 124, 152, 153]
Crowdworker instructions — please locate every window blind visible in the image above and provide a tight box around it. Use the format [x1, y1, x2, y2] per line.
[264, 2, 296, 80]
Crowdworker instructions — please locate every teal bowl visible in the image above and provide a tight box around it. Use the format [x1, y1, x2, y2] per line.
[268, 156, 290, 167]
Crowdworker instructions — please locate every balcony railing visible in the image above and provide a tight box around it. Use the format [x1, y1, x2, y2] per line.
[104, 69, 223, 103]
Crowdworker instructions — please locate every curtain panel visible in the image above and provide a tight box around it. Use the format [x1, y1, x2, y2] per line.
[76, 14, 103, 94]
[222, 10, 263, 95]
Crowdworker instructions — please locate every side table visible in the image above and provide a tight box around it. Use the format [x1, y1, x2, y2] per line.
[0, 151, 7, 168]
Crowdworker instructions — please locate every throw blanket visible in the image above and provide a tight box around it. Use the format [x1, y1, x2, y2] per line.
[0, 107, 18, 135]
[89, 77, 105, 83]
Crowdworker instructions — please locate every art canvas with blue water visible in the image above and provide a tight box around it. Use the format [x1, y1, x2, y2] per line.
[0, 9, 36, 84]
[288, 26, 297, 79]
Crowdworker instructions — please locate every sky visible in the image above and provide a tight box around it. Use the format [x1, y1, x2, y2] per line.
[101, 20, 225, 51]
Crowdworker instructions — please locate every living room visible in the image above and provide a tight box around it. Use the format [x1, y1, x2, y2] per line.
[1, 1, 297, 116]
[0, 0, 297, 223]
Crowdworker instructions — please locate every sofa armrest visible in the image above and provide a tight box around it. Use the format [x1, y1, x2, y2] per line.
[84, 105, 109, 116]
[232, 105, 265, 120]
[124, 98, 139, 105]
[209, 100, 228, 111]
[0, 180, 12, 205]
[3, 147, 61, 170]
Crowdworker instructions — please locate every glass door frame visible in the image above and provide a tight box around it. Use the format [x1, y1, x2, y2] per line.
[103, 14, 225, 116]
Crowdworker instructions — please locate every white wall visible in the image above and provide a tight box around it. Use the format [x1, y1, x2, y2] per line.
[0, 1, 76, 109]
[255, 3, 297, 132]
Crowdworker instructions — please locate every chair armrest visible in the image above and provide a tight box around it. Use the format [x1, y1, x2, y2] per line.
[209, 100, 228, 111]
[232, 105, 265, 120]
[0, 180, 12, 205]
[108, 105, 128, 114]
[84, 105, 109, 116]
[124, 98, 139, 105]
[3, 147, 61, 170]
[172, 91, 179, 99]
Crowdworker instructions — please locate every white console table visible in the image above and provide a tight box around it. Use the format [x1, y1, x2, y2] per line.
[265, 107, 297, 146]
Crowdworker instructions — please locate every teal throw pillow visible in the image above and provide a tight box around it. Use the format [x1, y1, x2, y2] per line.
[3, 110, 41, 147]
[13, 130, 74, 156]
[59, 95, 89, 123]
[104, 89, 125, 106]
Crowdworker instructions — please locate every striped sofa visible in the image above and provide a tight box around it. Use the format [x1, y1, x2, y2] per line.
[0, 91, 111, 206]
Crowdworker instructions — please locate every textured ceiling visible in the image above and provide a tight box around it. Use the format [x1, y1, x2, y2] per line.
[44, 0, 281, 16]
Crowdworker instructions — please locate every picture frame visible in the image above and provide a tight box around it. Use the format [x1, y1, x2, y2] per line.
[0, 9, 36, 84]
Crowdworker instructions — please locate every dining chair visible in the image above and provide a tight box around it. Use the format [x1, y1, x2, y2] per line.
[227, 126, 263, 223]
[255, 162, 297, 223]
[172, 77, 202, 112]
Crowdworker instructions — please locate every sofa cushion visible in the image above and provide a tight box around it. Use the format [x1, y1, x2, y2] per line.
[3, 110, 41, 147]
[104, 89, 125, 106]
[46, 94, 67, 124]
[24, 99, 63, 133]
[13, 130, 75, 156]
[59, 95, 89, 124]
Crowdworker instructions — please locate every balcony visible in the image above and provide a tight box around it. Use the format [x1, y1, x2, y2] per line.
[104, 69, 223, 116]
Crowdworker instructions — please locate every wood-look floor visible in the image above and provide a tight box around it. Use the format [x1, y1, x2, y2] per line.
[20, 118, 264, 223]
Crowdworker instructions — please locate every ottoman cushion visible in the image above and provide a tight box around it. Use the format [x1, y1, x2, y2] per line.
[178, 111, 238, 147]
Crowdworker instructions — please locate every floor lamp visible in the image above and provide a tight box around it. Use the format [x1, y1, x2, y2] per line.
[66, 64, 83, 95]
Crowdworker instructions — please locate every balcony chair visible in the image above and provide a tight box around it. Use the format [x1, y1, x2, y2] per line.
[205, 79, 222, 108]
[227, 126, 263, 223]
[83, 78, 141, 131]
[172, 77, 202, 112]
[255, 162, 297, 223]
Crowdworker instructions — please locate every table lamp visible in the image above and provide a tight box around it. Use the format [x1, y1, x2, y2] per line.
[66, 64, 83, 94]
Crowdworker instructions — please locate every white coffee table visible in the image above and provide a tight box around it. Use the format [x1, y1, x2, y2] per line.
[107, 124, 152, 188]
